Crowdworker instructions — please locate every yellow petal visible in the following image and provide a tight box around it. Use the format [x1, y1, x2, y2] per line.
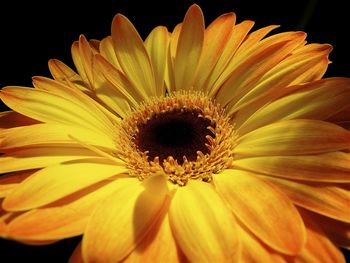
[0, 123, 115, 151]
[48, 59, 85, 86]
[194, 12, 236, 91]
[71, 41, 89, 84]
[0, 111, 38, 130]
[82, 174, 168, 263]
[169, 180, 239, 262]
[95, 54, 144, 106]
[144, 26, 169, 96]
[31, 77, 114, 133]
[267, 177, 350, 223]
[0, 86, 111, 134]
[294, 210, 346, 263]
[112, 14, 156, 98]
[174, 4, 204, 91]
[0, 170, 33, 198]
[3, 161, 128, 211]
[238, 78, 350, 134]
[213, 169, 305, 255]
[0, 147, 98, 174]
[123, 215, 185, 263]
[99, 36, 122, 71]
[235, 119, 350, 156]
[234, 152, 350, 183]
[7, 178, 137, 240]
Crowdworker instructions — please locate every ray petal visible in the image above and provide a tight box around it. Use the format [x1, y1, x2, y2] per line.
[235, 119, 350, 156]
[82, 174, 168, 263]
[213, 169, 305, 255]
[174, 4, 204, 91]
[169, 180, 239, 262]
[3, 161, 128, 211]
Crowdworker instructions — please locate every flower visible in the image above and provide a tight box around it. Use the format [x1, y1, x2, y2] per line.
[0, 4, 349, 262]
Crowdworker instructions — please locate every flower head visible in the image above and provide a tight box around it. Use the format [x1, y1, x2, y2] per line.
[1, 4, 350, 262]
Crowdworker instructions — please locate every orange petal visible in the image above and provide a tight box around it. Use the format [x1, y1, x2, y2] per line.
[213, 169, 305, 255]
[69, 242, 84, 263]
[266, 177, 350, 223]
[238, 77, 350, 134]
[169, 180, 239, 262]
[229, 44, 332, 115]
[0, 147, 98, 174]
[235, 119, 350, 157]
[194, 13, 236, 91]
[3, 161, 128, 211]
[239, 226, 285, 263]
[293, 210, 346, 263]
[0, 111, 38, 129]
[174, 4, 204, 91]
[307, 211, 350, 249]
[144, 26, 169, 96]
[82, 174, 168, 263]
[215, 32, 306, 107]
[123, 215, 185, 263]
[112, 14, 156, 98]
[234, 152, 350, 183]
[7, 178, 137, 240]
[206, 20, 255, 95]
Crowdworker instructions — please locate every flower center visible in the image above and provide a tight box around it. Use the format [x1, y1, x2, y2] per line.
[134, 109, 214, 164]
[116, 92, 235, 186]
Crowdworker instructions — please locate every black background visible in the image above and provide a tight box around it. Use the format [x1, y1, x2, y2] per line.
[0, 0, 349, 262]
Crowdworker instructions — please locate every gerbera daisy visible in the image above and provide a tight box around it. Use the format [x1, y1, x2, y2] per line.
[1, 4, 349, 262]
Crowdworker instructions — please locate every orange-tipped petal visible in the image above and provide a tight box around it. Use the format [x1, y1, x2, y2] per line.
[213, 169, 306, 255]
[69, 242, 84, 263]
[206, 20, 255, 95]
[3, 161, 127, 211]
[267, 177, 350, 223]
[194, 13, 236, 90]
[294, 210, 346, 263]
[82, 174, 168, 263]
[235, 119, 350, 156]
[174, 4, 204, 90]
[0, 111, 38, 129]
[307, 211, 350, 249]
[234, 152, 350, 183]
[169, 180, 240, 262]
[239, 226, 285, 263]
[238, 78, 350, 134]
[7, 178, 137, 240]
[112, 14, 156, 98]
[215, 32, 306, 107]
[228, 44, 332, 115]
